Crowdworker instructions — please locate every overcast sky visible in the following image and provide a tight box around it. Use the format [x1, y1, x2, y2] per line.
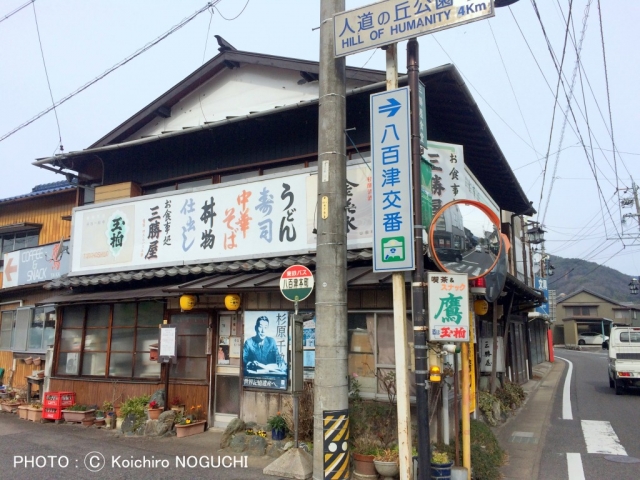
[0, 0, 638, 278]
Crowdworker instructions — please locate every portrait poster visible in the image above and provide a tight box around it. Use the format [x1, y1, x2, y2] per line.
[242, 311, 289, 390]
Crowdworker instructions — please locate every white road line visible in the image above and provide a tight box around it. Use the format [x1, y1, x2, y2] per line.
[581, 420, 627, 455]
[566, 453, 585, 480]
[556, 356, 573, 420]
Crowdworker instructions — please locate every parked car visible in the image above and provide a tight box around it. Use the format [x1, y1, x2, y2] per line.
[605, 326, 640, 395]
[435, 248, 462, 263]
[578, 331, 608, 345]
[475, 245, 482, 252]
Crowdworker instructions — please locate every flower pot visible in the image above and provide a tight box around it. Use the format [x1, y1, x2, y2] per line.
[431, 461, 453, 479]
[27, 407, 42, 422]
[24, 357, 33, 365]
[353, 453, 377, 476]
[62, 409, 96, 423]
[33, 357, 42, 366]
[148, 408, 162, 420]
[1, 402, 19, 413]
[373, 459, 400, 480]
[18, 405, 29, 420]
[175, 420, 206, 438]
[82, 417, 95, 427]
[114, 405, 122, 418]
[271, 428, 286, 441]
[94, 418, 106, 427]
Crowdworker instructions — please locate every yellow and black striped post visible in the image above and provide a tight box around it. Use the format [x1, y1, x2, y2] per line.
[323, 409, 350, 479]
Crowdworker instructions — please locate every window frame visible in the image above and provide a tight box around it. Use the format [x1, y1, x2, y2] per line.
[55, 301, 165, 380]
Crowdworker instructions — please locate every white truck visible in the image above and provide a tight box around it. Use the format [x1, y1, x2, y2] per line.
[606, 325, 640, 395]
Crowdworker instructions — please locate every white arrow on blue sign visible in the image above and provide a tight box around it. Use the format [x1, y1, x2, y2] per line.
[371, 86, 415, 272]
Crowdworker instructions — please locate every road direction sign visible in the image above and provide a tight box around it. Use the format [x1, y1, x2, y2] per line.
[334, 0, 495, 57]
[371, 86, 414, 272]
[280, 265, 315, 302]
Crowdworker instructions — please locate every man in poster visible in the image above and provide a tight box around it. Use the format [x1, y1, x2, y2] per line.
[243, 312, 288, 390]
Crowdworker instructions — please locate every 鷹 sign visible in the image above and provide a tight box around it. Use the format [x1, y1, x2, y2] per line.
[334, 0, 495, 57]
[427, 271, 469, 342]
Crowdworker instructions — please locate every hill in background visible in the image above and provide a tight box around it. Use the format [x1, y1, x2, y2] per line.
[547, 255, 638, 304]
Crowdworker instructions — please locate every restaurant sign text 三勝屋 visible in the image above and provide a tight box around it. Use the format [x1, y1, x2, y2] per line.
[70, 164, 374, 275]
[334, 0, 495, 57]
[427, 271, 469, 342]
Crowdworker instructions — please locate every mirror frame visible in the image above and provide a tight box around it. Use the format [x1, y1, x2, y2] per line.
[428, 199, 502, 281]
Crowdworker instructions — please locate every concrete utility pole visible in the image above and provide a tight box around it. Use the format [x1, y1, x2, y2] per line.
[314, 0, 348, 478]
[408, 38, 431, 479]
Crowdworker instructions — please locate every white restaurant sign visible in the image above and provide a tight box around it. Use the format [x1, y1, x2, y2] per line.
[70, 164, 373, 275]
[427, 271, 469, 342]
[334, 0, 495, 57]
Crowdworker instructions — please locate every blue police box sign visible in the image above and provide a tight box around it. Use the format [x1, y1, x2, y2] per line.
[371, 86, 414, 272]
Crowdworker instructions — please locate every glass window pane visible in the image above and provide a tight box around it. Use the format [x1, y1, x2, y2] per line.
[26, 234, 39, 248]
[108, 352, 133, 377]
[376, 314, 395, 365]
[57, 352, 79, 375]
[171, 312, 208, 334]
[215, 375, 240, 414]
[82, 352, 106, 376]
[28, 308, 44, 350]
[62, 306, 84, 328]
[170, 357, 207, 380]
[43, 308, 56, 349]
[0, 311, 15, 350]
[87, 304, 110, 327]
[84, 330, 108, 351]
[177, 178, 212, 189]
[177, 335, 207, 356]
[136, 328, 159, 351]
[14, 236, 26, 251]
[60, 329, 82, 351]
[138, 302, 164, 326]
[134, 354, 161, 378]
[110, 328, 134, 351]
[113, 303, 136, 326]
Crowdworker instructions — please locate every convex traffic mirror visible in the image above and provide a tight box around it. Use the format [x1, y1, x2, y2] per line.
[428, 200, 501, 280]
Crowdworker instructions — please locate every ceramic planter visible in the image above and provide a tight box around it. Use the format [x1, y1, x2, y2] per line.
[147, 408, 162, 420]
[373, 459, 399, 480]
[62, 409, 96, 423]
[175, 420, 206, 438]
[81, 417, 95, 427]
[18, 405, 29, 420]
[1, 402, 21, 413]
[271, 428, 286, 441]
[353, 453, 377, 476]
[94, 417, 106, 427]
[431, 461, 453, 479]
[27, 407, 42, 422]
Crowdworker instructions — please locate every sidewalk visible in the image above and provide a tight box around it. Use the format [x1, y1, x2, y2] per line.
[495, 360, 565, 480]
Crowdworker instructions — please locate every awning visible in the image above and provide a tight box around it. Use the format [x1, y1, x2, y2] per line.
[35, 285, 182, 306]
[164, 266, 409, 293]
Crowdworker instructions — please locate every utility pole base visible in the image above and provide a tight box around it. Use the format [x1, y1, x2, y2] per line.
[263, 448, 313, 479]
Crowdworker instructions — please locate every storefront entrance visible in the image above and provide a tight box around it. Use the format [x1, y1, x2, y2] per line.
[213, 312, 241, 427]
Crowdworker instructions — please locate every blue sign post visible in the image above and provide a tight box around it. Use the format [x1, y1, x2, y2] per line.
[371, 86, 414, 272]
[535, 276, 549, 316]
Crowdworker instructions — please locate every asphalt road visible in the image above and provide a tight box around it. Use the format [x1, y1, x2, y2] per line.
[0, 414, 272, 480]
[539, 348, 640, 480]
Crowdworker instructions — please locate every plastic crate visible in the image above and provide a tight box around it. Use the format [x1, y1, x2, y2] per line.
[42, 406, 62, 420]
[43, 392, 75, 408]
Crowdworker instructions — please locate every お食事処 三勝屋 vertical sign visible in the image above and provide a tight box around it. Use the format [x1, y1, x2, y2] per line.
[371, 86, 414, 272]
[428, 271, 469, 342]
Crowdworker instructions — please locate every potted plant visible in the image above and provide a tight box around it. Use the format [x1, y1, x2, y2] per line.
[174, 405, 206, 438]
[431, 450, 453, 479]
[373, 446, 400, 480]
[94, 410, 106, 427]
[351, 434, 380, 476]
[17, 404, 30, 420]
[82, 415, 95, 427]
[147, 400, 162, 420]
[62, 404, 96, 423]
[27, 402, 43, 422]
[170, 396, 184, 415]
[266, 411, 288, 441]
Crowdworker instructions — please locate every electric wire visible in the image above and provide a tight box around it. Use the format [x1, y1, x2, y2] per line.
[31, 0, 62, 155]
[0, 0, 33, 25]
[0, 1, 219, 144]
[198, 5, 216, 124]
[214, 0, 250, 21]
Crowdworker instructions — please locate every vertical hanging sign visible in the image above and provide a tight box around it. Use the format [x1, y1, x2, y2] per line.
[371, 86, 414, 272]
[427, 271, 469, 341]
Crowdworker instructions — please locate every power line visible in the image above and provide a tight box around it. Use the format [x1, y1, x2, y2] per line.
[0, 0, 33, 25]
[31, 0, 63, 155]
[0, 1, 219, 144]
[214, 0, 250, 21]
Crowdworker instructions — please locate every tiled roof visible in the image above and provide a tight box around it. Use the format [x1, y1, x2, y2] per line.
[44, 250, 374, 289]
[0, 180, 75, 203]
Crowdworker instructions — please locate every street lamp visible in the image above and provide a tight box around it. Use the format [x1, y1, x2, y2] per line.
[629, 277, 639, 295]
[526, 224, 545, 245]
